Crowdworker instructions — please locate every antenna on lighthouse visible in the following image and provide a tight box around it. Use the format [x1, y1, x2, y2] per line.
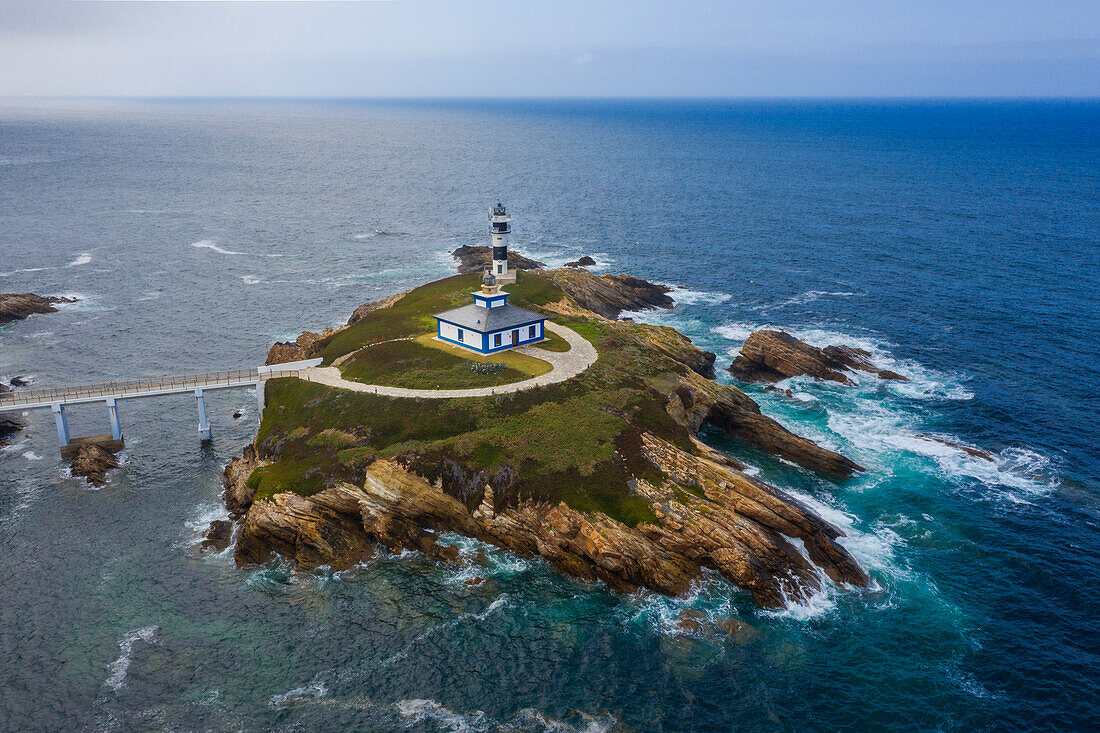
[489, 202, 513, 283]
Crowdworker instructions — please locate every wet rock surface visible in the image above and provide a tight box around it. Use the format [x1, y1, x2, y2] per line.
[68, 444, 120, 487]
[729, 329, 909, 384]
[451, 245, 545, 274]
[0, 293, 77, 324]
[201, 520, 234, 552]
[234, 442, 867, 608]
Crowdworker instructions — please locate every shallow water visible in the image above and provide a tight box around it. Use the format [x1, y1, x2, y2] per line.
[1, 99, 1098, 731]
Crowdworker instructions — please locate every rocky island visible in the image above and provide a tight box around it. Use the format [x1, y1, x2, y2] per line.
[0, 293, 77, 324]
[215, 263, 869, 608]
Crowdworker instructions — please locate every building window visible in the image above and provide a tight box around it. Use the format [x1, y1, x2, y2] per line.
[529, 325, 537, 338]
[494, 333, 502, 347]
[457, 329, 463, 342]
[496, 263, 504, 273]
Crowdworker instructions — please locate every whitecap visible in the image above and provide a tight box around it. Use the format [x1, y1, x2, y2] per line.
[752, 290, 857, 311]
[190, 240, 245, 256]
[22, 451, 41, 461]
[663, 284, 732, 306]
[395, 699, 490, 731]
[66, 252, 92, 267]
[270, 676, 328, 710]
[240, 275, 263, 285]
[105, 625, 158, 691]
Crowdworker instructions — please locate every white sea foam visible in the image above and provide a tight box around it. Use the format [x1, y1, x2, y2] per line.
[240, 275, 263, 285]
[269, 676, 329, 710]
[396, 699, 490, 732]
[105, 625, 158, 691]
[664, 284, 732, 306]
[394, 699, 614, 733]
[752, 290, 857, 311]
[22, 451, 41, 461]
[66, 252, 92, 267]
[190, 240, 245, 256]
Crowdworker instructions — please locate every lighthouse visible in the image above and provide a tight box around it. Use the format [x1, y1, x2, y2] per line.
[489, 202, 514, 283]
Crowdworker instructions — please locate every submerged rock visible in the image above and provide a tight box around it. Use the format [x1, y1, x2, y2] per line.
[69, 444, 120, 487]
[729, 330, 908, 384]
[0, 293, 77, 324]
[451, 245, 545, 274]
[916, 434, 995, 462]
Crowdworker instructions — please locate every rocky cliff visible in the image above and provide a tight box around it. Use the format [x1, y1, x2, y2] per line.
[729, 329, 908, 384]
[0, 293, 77, 324]
[220, 267, 869, 608]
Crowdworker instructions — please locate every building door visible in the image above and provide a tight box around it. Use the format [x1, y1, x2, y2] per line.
[511, 330, 518, 346]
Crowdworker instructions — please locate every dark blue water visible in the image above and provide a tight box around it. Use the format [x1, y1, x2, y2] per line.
[1, 99, 1098, 731]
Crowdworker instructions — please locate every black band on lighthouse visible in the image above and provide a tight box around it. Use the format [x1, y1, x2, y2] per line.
[493, 246, 508, 260]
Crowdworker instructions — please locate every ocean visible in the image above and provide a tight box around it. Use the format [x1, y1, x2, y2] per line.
[0, 99, 1097, 731]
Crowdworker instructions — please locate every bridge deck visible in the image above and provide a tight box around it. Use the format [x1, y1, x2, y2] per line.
[0, 360, 320, 412]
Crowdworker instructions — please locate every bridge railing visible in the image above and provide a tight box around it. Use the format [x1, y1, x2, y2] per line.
[0, 367, 264, 406]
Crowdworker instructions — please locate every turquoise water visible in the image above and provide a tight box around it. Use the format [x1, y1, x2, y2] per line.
[0, 99, 1097, 731]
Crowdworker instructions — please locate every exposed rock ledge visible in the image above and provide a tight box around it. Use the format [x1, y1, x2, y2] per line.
[544, 268, 674, 320]
[451, 245, 545, 274]
[68, 444, 119, 487]
[0, 293, 77, 324]
[729, 329, 908, 384]
[232, 438, 866, 609]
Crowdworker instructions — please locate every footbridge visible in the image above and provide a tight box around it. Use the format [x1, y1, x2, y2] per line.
[0, 359, 320, 455]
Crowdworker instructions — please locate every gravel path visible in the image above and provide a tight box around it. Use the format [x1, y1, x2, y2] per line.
[300, 322, 597, 399]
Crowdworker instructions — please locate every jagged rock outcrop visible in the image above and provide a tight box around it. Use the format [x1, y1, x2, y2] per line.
[0, 293, 77, 324]
[628, 322, 717, 378]
[201, 520, 234, 552]
[565, 255, 597, 268]
[544, 268, 674, 319]
[347, 290, 410, 325]
[667, 375, 864, 478]
[729, 330, 908, 384]
[451, 245, 545, 274]
[223, 445, 264, 518]
[235, 445, 867, 608]
[68, 444, 119, 486]
[264, 331, 322, 366]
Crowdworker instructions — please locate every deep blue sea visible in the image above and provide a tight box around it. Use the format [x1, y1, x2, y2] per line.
[1, 99, 1098, 732]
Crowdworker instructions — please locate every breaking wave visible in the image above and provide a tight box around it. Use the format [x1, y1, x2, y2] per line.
[105, 625, 158, 691]
[395, 698, 616, 733]
[752, 290, 857, 311]
[190, 240, 245, 256]
[66, 252, 92, 267]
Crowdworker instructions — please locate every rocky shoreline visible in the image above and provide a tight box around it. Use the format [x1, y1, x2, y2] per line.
[729, 329, 908, 384]
[0, 293, 77, 324]
[211, 261, 870, 608]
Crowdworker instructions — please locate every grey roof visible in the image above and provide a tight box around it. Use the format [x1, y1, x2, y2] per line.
[434, 303, 545, 333]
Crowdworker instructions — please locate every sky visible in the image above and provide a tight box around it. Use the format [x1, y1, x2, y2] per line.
[1, 0, 1098, 98]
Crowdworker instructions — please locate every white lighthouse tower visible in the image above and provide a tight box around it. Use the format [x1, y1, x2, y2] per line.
[489, 202, 514, 283]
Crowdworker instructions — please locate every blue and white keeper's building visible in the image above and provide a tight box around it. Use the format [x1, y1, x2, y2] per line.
[433, 204, 547, 354]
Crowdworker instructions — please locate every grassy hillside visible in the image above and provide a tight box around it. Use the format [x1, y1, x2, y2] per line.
[252, 271, 701, 526]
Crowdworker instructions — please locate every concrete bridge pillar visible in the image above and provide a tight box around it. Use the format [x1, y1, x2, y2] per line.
[105, 397, 123, 441]
[194, 388, 211, 442]
[51, 403, 71, 446]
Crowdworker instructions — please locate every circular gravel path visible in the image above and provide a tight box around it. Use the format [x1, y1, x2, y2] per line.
[299, 321, 596, 399]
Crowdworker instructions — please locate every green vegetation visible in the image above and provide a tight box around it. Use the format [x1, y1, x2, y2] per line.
[413, 333, 552, 376]
[315, 271, 565, 365]
[252, 270, 700, 526]
[531, 329, 571, 352]
[339, 338, 532, 390]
